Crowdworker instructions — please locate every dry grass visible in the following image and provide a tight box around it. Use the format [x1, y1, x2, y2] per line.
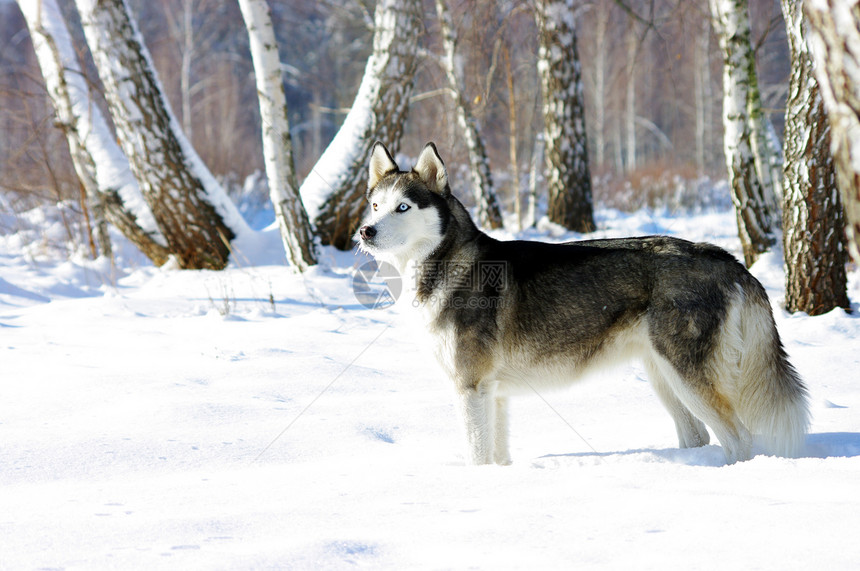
[593, 161, 730, 213]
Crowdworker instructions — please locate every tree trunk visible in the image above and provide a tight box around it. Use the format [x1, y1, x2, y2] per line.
[525, 135, 544, 229]
[238, 0, 317, 272]
[19, 0, 169, 265]
[694, 15, 712, 172]
[625, 22, 637, 172]
[534, 0, 596, 233]
[592, 4, 609, 169]
[782, 0, 849, 315]
[435, 0, 503, 230]
[804, 0, 860, 265]
[301, 0, 422, 250]
[76, 0, 249, 270]
[709, 0, 778, 267]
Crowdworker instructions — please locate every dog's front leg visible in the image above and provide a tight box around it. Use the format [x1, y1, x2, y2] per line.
[457, 385, 495, 465]
[493, 396, 511, 465]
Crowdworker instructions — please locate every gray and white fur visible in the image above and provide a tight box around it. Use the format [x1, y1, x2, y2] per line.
[358, 141, 809, 465]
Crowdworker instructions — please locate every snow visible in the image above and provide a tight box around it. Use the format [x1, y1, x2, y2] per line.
[2, 203, 860, 569]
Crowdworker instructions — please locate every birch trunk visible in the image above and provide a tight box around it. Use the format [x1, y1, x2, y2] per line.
[534, 0, 596, 233]
[301, 0, 422, 250]
[625, 24, 637, 172]
[525, 135, 544, 229]
[694, 16, 712, 171]
[19, 0, 169, 265]
[709, 0, 778, 267]
[804, 0, 860, 264]
[592, 5, 609, 169]
[238, 0, 317, 272]
[76, 0, 249, 270]
[782, 0, 849, 315]
[435, 0, 503, 230]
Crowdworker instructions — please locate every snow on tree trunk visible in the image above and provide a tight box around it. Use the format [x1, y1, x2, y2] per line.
[300, 0, 421, 250]
[434, 0, 503, 230]
[709, 0, 778, 267]
[238, 0, 317, 272]
[782, 0, 849, 316]
[534, 0, 596, 233]
[804, 0, 860, 264]
[18, 0, 169, 265]
[75, 0, 250, 270]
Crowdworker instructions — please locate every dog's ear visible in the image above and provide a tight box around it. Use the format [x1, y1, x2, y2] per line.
[413, 142, 450, 197]
[368, 141, 399, 195]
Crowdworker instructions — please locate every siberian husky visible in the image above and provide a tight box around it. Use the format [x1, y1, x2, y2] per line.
[357, 141, 809, 465]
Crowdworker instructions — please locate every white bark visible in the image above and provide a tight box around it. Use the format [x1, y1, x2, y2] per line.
[435, 0, 503, 229]
[238, 0, 317, 271]
[625, 24, 637, 172]
[804, 0, 860, 263]
[180, 0, 194, 139]
[694, 15, 711, 171]
[75, 0, 251, 269]
[592, 5, 609, 169]
[525, 134, 544, 228]
[709, 0, 778, 266]
[18, 0, 168, 263]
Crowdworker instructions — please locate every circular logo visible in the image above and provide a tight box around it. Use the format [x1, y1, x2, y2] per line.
[352, 260, 402, 309]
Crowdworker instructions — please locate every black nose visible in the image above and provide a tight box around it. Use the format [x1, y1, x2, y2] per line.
[359, 225, 377, 240]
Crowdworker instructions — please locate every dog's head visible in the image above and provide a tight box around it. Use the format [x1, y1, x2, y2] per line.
[357, 142, 451, 265]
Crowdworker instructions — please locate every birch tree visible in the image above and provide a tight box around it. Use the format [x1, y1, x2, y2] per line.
[300, 0, 422, 250]
[709, 0, 779, 267]
[75, 0, 250, 270]
[435, 0, 503, 230]
[534, 0, 596, 233]
[804, 0, 860, 264]
[781, 0, 849, 315]
[19, 0, 169, 265]
[238, 0, 317, 272]
[625, 22, 637, 172]
[694, 15, 713, 172]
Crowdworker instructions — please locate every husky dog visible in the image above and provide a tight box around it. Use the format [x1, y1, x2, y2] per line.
[358, 141, 809, 465]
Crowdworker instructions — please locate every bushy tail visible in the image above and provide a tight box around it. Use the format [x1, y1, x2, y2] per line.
[734, 288, 810, 457]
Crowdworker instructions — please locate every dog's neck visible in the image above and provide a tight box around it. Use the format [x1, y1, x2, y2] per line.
[412, 196, 482, 302]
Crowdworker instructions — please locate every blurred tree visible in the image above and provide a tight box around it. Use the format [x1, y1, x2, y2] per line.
[435, 0, 503, 230]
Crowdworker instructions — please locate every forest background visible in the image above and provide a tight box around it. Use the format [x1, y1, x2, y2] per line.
[0, 0, 788, 234]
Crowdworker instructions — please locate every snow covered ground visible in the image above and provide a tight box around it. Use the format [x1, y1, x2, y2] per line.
[2, 205, 859, 570]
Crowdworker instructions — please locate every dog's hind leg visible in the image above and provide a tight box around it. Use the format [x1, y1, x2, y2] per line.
[643, 357, 710, 449]
[493, 396, 512, 465]
[457, 384, 495, 465]
[649, 353, 752, 463]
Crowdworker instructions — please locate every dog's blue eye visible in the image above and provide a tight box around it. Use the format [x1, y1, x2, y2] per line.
[397, 203, 410, 212]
